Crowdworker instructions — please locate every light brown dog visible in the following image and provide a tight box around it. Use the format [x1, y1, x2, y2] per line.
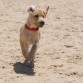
[20, 5, 49, 68]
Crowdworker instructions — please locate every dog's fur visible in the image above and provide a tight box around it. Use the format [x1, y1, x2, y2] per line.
[20, 6, 49, 68]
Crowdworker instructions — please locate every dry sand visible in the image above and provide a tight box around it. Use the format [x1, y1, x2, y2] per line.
[0, 0, 83, 83]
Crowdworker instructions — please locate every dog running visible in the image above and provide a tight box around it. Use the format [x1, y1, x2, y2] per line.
[20, 5, 49, 68]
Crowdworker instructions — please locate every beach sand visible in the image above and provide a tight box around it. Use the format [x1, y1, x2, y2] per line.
[0, 0, 83, 83]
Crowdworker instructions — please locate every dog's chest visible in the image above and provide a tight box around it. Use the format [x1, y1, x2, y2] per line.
[26, 30, 40, 44]
[20, 28, 40, 44]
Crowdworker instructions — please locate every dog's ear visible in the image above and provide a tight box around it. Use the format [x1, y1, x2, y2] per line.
[27, 5, 35, 12]
[43, 6, 49, 18]
[46, 6, 49, 12]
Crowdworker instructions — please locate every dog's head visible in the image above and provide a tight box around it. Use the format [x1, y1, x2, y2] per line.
[27, 5, 49, 28]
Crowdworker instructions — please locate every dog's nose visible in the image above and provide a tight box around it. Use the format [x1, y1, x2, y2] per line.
[40, 20, 45, 25]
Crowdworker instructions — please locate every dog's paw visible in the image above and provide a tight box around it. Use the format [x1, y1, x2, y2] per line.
[23, 60, 34, 68]
[28, 61, 34, 68]
[22, 60, 29, 66]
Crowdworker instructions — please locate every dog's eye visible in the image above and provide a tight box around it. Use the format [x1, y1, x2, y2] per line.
[34, 14, 39, 18]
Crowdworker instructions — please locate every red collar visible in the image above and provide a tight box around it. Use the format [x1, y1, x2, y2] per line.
[24, 24, 39, 31]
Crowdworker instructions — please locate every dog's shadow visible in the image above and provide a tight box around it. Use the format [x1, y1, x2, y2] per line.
[13, 62, 35, 76]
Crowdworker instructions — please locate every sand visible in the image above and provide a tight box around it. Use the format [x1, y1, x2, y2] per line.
[0, 0, 83, 83]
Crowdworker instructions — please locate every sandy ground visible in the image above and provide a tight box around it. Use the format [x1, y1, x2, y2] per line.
[0, 0, 83, 83]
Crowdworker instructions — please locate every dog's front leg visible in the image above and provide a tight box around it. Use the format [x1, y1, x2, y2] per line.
[28, 43, 38, 68]
[20, 40, 29, 60]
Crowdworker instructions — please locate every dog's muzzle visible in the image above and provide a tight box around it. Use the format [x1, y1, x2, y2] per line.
[40, 20, 45, 25]
[38, 20, 45, 27]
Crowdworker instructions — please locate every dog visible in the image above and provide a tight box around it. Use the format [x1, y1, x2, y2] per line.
[20, 5, 49, 68]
